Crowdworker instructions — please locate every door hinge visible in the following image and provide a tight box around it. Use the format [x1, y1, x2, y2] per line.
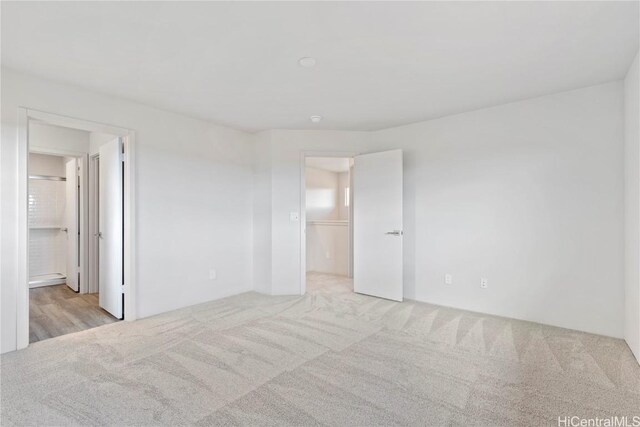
[121, 284, 125, 294]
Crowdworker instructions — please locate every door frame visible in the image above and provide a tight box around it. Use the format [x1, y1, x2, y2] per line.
[16, 108, 137, 350]
[88, 153, 100, 294]
[28, 146, 89, 294]
[299, 150, 358, 295]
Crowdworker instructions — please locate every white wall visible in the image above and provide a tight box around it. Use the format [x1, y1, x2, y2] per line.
[624, 51, 640, 361]
[305, 167, 340, 221]
[89, 131, 119, 155]
[255, 82, 625, 338]
[252, 130, 369, 295]
[271, 131, 369, 295]
[30, 122, 90, 153]
[1, 69, 631, 351]
[306, 224, 349, 276]
[251, 131, 273, 295]
[1, 69, 254, 353]
[368, 82, 625, 338]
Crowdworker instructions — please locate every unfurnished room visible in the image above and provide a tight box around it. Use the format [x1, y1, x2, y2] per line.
[1, 1, 639, 426]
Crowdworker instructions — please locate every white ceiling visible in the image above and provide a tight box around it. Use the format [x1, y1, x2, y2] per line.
[306, 157, 351, 173]
[2, 2, 638, 132]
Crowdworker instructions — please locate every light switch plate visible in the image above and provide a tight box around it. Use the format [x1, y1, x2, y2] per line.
[289, 212, 300, 221]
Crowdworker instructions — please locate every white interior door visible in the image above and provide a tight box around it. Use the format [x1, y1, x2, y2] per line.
[99, 138, 123, 319]
[353, 149, 403, 301]
[65, 158, 79, 292]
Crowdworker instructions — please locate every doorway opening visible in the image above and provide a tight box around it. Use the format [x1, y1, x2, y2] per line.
[28, 149, 114, 343]
[303, 157, 354, 295]
[28, 124, 124, 343]
[17, 109, 136, 349]
[301, 150, 405, 302]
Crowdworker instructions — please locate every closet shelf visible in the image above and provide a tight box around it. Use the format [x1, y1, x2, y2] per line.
[29, 175, 66, 181]
[307, 220, 349, 226]
[29, 273, 66, 288]
[29, 225, 65, 230]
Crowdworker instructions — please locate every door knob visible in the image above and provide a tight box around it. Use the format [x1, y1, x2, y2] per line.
[385, 230, 403, 236]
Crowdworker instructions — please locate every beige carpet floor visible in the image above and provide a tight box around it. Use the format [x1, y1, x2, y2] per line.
[1, 273, 639, 426]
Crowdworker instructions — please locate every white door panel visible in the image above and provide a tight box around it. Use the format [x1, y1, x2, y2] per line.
[353, 149, 403, 301]
[99, 138, 123, 319]
[65, 158, 79, 292]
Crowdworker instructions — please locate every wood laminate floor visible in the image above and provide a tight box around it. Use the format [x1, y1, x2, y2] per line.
[29, 284, 119, 343]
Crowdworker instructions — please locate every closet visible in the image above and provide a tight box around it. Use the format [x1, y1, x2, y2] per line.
[28, 153, 78, 290]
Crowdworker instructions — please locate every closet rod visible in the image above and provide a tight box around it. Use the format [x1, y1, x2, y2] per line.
[29, 175, 66, 181]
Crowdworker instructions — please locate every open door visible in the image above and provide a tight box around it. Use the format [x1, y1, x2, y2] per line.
[99, 138, 123, 319]
[65, 158, 79, 292]
[353, 149, 403, 301]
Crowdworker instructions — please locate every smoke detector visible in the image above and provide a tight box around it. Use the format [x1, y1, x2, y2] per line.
[298, 57, 316, 68]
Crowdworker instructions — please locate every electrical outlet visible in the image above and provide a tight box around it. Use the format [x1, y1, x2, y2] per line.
[480, 278, 488, 289]
[209, 269, 217, 280]
[289, 212, 300, 222]
[445, 274, 452, 285]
